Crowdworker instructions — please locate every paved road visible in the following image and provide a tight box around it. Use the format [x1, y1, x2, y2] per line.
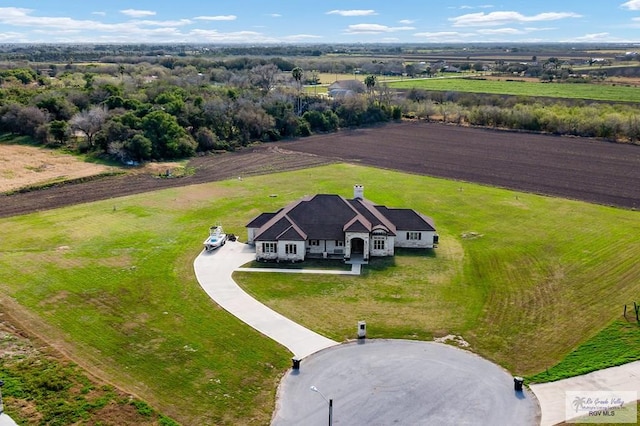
[193, 241, 339, 359]
[272, 340, 540, 426]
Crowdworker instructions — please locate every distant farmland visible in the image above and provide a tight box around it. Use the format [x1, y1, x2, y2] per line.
[389, 77, 640, 103]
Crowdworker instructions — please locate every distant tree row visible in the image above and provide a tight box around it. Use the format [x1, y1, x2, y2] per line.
[0, 62, 399, 163]
[2, 56, 639, 166]
[400, 90, 640, 142]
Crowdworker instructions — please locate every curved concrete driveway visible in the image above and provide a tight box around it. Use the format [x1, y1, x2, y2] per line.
[193, 241, 338, 359]
[193, 241, 639, 425]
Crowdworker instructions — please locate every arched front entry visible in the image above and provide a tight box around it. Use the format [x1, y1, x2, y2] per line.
[351, 237, 364, 254]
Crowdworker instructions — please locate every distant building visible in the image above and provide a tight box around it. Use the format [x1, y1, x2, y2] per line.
[327, 80, 365, 98]
[246, 185, 438, 262]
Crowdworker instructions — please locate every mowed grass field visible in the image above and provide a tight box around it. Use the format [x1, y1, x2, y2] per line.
[1, 163, 639, 423]
[389, 77, 640, 103]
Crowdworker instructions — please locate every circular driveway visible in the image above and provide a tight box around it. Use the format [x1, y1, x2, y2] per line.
[272, 339, 540, 426]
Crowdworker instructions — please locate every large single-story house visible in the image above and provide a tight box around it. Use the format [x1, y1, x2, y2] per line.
[245, 185, 438, 262]
[327, 80, 366, 98]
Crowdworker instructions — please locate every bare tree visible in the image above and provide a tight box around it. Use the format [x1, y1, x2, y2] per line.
[70, 105, 108, 147]
[250, 64, 280, 94]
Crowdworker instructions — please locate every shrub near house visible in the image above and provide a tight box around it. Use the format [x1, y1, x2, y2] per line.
[246, 185, 438, 262]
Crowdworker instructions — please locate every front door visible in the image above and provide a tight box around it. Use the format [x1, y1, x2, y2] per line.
[351, 237, 364, 254]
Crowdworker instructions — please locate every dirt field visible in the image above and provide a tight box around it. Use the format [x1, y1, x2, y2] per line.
[1, 122, 639, 218]
[0, 144, 114, 193]
[281, 122, 640, 209]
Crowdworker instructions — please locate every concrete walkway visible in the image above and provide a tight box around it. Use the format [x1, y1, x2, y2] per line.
[236, 264, 360, 275]
[0, 413, 19, 426]
[529, 361, 640, 425]
[193, 241, 339, 359]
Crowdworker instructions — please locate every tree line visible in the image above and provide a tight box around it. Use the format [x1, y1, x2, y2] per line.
[401, 88, 640, 142]
[0, 62, 401, 163]
[1, 57, 638, 165]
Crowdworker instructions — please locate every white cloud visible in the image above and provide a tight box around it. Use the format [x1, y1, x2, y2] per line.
[455, 4, 494, 10]
[269, 14, 282, 18]
[414, 31, 466, 37]
[570, 32, 611, 41]
[120, 9, 156, 18]
[477, 27, 525, 35]
[281, 34, 323, 41]
[193, 15, 237, 21]
[399, 19, 415, 25]
[189, 29, 277, 43]
[621, 0, 640, 10]
[327, 10, 377, 17]
[0, 31, 24, 41]
[450, 11, 582, 27]
[413, 31, 475, 42]
[0, 7, 104, 30]
[92, 11, 106, 17]
[134, 19, 192, 27]
[344, 24, 415, 34]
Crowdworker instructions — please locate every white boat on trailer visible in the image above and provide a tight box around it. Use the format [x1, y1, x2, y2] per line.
[203, 225, 227, 251]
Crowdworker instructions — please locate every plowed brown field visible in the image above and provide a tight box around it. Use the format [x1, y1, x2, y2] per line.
[2, 122, 639, 218]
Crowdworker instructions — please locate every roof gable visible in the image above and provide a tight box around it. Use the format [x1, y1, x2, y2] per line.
[255, 216, 295, 241]
[343, 216, 371, 233]
[349, 199, 397, 236]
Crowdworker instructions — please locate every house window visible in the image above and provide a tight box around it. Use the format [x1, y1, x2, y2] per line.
[407, 232, 422, 241]
[262, 242, 276, 253]
[285, 244, 297, 255]
[310, 240, 320, 246]
[336, 240, 344, 247]
[373, 237, 385, 250]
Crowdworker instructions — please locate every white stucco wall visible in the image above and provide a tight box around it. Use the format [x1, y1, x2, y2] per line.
[255, 240, 278, 260]
[247, 227, 258, 244]
[395, 230, 437, 249]
[305, 239, 346, 256]
[345, 232, 370, 259]
[256, 240, 305, 261]
[277, 240, 305, 262]
[370, 235, 395, 257]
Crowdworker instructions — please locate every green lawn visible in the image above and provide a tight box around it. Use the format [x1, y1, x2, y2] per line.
[0, 163, 639, 423]
[527, 319, 640, 383]
[388, 77, 640, 103]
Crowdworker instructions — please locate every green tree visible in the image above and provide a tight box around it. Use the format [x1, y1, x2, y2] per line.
[35, 95, 77, 121]
[364, 75, 376, 102]
[49, 120, 70, 144]
[141, 110, 196, 159]
[126, 134, 153, 161]
[292, 67, 304, 116]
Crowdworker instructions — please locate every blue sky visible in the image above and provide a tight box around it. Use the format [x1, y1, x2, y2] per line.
[1, 1, 640, 44]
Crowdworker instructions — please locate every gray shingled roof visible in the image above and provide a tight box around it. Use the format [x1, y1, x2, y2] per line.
[246, 211, 279, 228]
[248, 193, 434, 242]
[375, 207, 436, 231]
